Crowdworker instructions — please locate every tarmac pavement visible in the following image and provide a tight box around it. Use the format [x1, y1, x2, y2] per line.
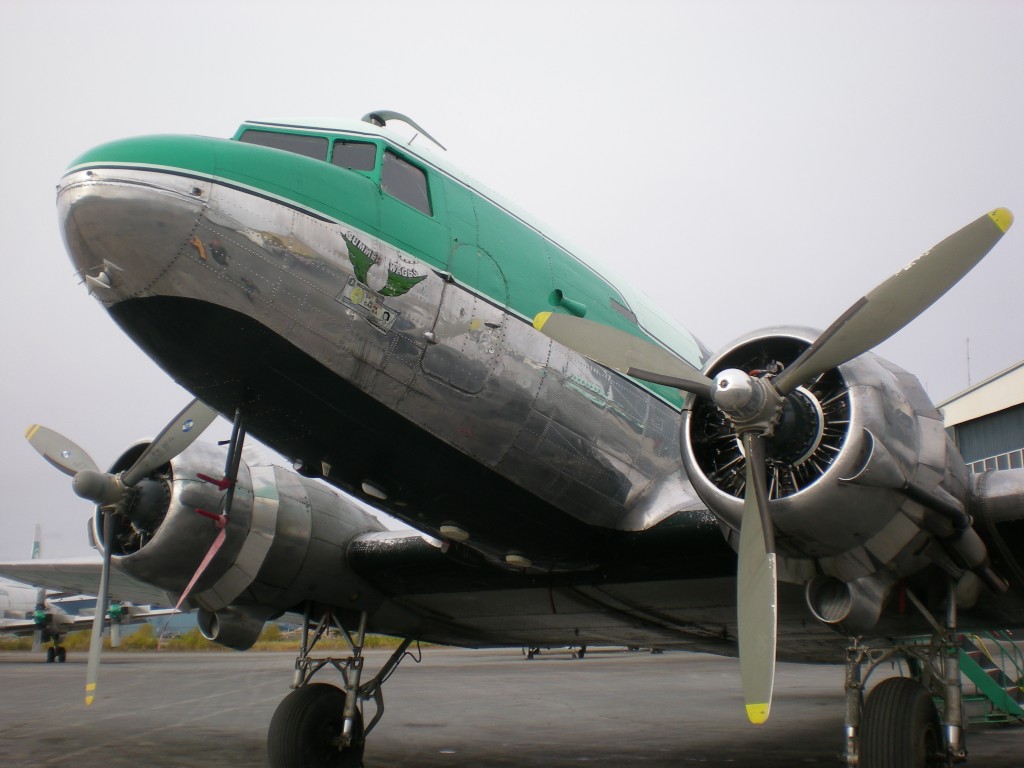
[0, 647, 1020, 767]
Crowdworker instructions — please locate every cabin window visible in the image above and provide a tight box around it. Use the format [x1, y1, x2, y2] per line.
[331, 140, 377, 171]
[381, 149, 432, 215]
[238, 130, 328, 160]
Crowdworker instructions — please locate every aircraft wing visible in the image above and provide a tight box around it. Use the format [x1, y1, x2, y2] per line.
[0, 604, 178, 637]
[0, 558, 174, 607]
[343, 528, 850, 662]
[0, 617, 84, 637]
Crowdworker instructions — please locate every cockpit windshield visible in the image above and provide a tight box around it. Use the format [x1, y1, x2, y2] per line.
[238, 130, 328, 161]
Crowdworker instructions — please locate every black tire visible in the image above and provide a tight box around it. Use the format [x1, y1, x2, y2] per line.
[267, 683, 364, 768]
[45, 647, 56, 663]
[860, 677, 942, 768]
[56, 646, 67, 663]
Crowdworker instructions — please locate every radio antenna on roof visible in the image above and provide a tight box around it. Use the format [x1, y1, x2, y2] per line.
[361, 110, 447, 151]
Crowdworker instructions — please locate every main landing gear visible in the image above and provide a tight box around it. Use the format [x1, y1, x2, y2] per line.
[45, 643, 67, 663]
[266, 605, 418, 768]
[843, 579, 967, 768]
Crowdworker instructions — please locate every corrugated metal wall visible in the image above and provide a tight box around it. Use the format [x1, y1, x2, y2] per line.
[954, 404, 1024, 462]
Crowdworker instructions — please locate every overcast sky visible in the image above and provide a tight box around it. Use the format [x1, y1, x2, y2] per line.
[1, 0, 1022, 560]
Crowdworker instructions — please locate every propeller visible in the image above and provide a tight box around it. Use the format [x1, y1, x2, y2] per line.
[533, 311, 714, 397]
[737, 432, 776, 724]
[771, 207, 1013, 395]
[25, 398, 218, 705]
[535, 207, 1013, 723]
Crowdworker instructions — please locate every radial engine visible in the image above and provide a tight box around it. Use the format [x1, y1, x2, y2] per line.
[682, 327, 1008, 634]
[86, 441, 388, 650]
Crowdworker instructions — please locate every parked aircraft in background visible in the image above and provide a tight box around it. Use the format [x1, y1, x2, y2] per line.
[1, 526, 174, 660]
[1, 111, 1022, 768]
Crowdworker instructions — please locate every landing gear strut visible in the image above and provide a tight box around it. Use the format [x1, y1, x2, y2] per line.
[266, 605, 417, 768]
[842, 578, 966, 767]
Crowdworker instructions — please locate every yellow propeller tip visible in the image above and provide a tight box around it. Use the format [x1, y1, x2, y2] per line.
[745, 702, 770, 724]
[25, 424, 40, 439]
[989, 208, 1013, 233]
[533, 312, 552, 331]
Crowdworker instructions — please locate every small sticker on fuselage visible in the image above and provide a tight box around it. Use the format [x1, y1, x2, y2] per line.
[341, 278, 399, 332]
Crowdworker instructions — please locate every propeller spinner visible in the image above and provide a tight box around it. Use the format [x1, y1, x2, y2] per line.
[535, 207, 1013, 723]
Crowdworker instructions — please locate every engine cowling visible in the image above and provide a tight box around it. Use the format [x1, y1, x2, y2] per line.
[89, 441, 389, 647]
[682, 327, 999, 632]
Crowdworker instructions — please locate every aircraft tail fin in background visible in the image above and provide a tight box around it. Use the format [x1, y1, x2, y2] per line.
[31, 524, 41, 560]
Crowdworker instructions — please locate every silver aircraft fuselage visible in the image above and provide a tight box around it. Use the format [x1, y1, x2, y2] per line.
[57, 143, 709, 572]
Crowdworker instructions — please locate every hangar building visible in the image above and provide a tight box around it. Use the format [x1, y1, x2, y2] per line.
[939, 361, 1024, 473]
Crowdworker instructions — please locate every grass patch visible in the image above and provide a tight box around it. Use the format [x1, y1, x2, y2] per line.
[0, 623, 410, 653]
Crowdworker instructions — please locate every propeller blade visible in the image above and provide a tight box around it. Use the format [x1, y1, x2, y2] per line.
[31, 629, 43, 653]
[737, 432, 778, 725]
[24, 425, 99, 477]
[122, 399, 218, 487]
[85, 509, 114, 706]
[533, 312, 713, 397]
[157, 520, 228, 651]
[773, 208, 1013, 394]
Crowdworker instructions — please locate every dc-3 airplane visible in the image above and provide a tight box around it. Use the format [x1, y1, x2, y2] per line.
[0, 526, 174, 660]
[2, 110, 1023, 768]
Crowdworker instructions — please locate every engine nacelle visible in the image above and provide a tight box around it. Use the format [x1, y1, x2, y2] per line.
[683, 327, 1000, 632]
[89, 441, 389, 645]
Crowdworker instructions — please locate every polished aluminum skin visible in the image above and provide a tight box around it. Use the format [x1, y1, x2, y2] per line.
[59, 167, 702, 535]
[58, 162, 1020, 649]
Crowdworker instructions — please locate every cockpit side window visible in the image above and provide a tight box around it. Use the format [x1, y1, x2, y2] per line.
[331, 140, 377, 172]
[381, 149, 432, 215]
[238, 130, 328, 160]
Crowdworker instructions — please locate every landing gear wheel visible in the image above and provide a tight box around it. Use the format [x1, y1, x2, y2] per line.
[267, 683, 365, 768]
[55, 646, 66, 663]
[860, 677, 942, 768]
[46, 646, 56, 663]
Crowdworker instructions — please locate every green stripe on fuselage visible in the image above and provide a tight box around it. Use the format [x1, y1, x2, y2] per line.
[67, 130, 705, 409]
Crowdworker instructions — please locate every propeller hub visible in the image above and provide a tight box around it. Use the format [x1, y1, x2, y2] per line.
[712, 369, 760, 413]
[73, 470, 125, 506]
[712, 369, 784, 434]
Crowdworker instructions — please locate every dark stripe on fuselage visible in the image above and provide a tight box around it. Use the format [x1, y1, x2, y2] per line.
[64, 163, 337, 225]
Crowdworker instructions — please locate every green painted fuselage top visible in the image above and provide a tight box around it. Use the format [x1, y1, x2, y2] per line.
[67, 118, 707, 408]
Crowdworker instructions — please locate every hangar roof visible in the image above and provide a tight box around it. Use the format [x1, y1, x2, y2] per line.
[938, 360, 1024, 427]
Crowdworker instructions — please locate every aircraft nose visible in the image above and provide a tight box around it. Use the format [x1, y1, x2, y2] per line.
[58, 166, 212, 301]
[57, 135, 220, 300]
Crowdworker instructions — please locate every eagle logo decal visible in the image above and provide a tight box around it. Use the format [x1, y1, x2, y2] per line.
[343, 232, 428, 297]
